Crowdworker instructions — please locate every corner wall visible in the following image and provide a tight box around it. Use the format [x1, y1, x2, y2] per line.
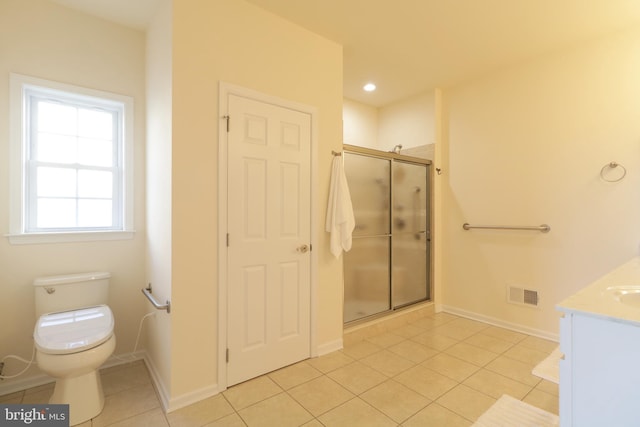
[0, 0, 147, 393]
[442, 26, 640, 336]
[169, 0, 343, 403]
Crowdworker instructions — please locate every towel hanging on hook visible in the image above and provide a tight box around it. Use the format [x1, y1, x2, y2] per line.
[600, 161, 626, 182]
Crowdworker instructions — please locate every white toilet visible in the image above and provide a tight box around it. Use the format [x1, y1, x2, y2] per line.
[33, 272, 116, 426]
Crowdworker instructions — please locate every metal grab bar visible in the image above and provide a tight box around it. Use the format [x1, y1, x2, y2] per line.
[462, 223, 551, 233]
[142, 285, 171, 313]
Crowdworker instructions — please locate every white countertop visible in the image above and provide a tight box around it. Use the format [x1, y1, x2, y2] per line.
[557, 256, 640, 326]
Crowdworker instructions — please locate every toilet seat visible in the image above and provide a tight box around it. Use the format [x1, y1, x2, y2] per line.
[34, 305, 114, 355]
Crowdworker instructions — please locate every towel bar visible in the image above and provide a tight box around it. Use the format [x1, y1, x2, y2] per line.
[463, 223, 550, 233]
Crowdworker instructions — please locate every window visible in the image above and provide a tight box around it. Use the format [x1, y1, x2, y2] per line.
[9, 74, 134, 244]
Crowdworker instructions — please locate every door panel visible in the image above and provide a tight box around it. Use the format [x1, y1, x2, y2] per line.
[227, 94, 311, 386]
[392, 161, 429, 308]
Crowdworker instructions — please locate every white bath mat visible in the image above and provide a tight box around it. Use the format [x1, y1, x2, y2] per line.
[532, 346, 561, 384]
[473, 394, 559, 427]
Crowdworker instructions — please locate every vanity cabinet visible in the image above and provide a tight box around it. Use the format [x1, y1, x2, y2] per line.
[559, 311, 640, 426]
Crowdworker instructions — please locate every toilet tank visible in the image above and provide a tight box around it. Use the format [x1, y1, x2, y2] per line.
[34, 272, 111, 318]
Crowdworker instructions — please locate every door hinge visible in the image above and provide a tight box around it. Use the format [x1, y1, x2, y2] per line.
[226, 233, 230, 247]
[222, 115, 230, 132]
[226, 348, 229, 363]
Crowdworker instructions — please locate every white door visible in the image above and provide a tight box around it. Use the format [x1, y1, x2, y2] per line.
[226, 94, 312, 386]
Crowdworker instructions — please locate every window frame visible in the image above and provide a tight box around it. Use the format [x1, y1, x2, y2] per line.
[8, 73, 135, 244]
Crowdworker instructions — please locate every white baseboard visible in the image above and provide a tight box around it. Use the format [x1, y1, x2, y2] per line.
[441, 305, 559, 342]
[165, 383, 222, 413]
[316, 338, 343, 357]
[142, 352, 170, 412]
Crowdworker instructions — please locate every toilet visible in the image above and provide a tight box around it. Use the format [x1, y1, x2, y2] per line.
[33, 272, 116, 426]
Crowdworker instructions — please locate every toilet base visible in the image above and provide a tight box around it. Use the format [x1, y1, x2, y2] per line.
[50, 370, 105, 426]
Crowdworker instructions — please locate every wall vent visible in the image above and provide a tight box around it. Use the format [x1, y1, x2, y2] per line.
[508, 285, 539, 307]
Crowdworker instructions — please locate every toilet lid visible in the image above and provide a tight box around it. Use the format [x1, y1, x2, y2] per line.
[34, 305, 114, 355]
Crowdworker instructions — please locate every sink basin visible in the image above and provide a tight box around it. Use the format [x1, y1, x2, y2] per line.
[606, 286, 640, 307]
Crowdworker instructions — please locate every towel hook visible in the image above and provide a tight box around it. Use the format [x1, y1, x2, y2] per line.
[600, 161, 626, 182]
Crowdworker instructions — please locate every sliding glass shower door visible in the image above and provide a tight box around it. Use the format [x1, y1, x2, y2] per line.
[343, 149, 430, 324]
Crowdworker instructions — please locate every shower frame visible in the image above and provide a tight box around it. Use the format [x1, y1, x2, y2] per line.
[342, 143, 433, 325]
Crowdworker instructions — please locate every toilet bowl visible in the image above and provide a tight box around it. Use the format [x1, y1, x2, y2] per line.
[33, 273, 116, 426]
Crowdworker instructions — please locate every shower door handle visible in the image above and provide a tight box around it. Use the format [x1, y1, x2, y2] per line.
[296, 244, 309, 253]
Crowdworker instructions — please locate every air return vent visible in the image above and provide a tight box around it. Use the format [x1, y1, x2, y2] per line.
[508, 286, 539, 307]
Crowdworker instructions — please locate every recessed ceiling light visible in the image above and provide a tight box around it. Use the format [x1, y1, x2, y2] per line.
[363, 83, 376, 92]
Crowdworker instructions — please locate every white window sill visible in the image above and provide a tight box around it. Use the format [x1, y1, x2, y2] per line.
[5, 230, 135, 245]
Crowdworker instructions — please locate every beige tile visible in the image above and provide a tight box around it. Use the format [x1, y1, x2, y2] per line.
[318, 397, 396, 427]
[342, 340, 382, 360]
[167, 394, 235, 427]
[409, 316, 440, 331]
[391, 324, 424, 339]
[535, 379, 559, 396]
[422, 353, 479, 382]
[436, 384, 496, 422]
[402, 402, 473, 427]
[23, 382, 54, 396]
[463, 369, 532, 400]
[268, 361, 322, 390]
[503, 344, 549, 366]
[518, 336, 558, 354]
[464, 333, 515, 354]
[432, 323, 478, 341]
[288, 375, 353, 417]
[447, 318, 490, 334]
[360, 379, 430, 423]
[204, 412, 247, 427]
[360, 349, 415, 377]
[306, 351, 354, 374]
[366, 332, 405, 348]
[0, 391, 23, 403]
[485, 355, 541, 387]
[429, 312, 459, 325]
[101, 361, 152, 396]
[75, 421, 92, 427]
[238, 392, 312, 427]
[223, 376, 282, 410]
[411, 331, 458, 351]
[388, 340, 438, 363]
[481, 326, 527, 343]
[109, 408, 169, 427]
[21, 388, 52, 404]
[327, 361, 388, 395]
[93, 383, 160, 427]
[301, 419, 324, 427]
[523, 389, 559, 415]
[445, 342, 499, 367]
[394, 365, 457, 401]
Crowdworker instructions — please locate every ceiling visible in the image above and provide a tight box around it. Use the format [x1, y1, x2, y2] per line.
[49, 0, 640, 107]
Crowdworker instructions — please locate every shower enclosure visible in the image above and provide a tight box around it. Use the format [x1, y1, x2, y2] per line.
[342, 144, 431, 324]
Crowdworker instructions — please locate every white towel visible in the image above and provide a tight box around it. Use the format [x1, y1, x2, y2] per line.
[326, 155, 355, 258]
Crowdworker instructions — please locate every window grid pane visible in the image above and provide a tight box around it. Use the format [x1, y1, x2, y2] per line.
[25, 89, 123, 233]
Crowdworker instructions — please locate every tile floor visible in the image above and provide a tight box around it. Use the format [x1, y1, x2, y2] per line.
[0, 312, 559, 426]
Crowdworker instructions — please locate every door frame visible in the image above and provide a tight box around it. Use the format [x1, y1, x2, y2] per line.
[217, 82, 319, 390]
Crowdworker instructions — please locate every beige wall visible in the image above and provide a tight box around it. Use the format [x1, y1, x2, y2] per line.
[343, 98, 378, 149]
[168, 0, 343, 402]
[343, 93, 435, 157]
[379, 91, 435, 152]
[0, 0, 147, 392]
[145, 0, 173, 405]
[441, 26, 640, 337]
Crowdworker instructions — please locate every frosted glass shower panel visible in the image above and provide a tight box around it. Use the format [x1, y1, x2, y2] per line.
[343, 236, 391, 323]
[344, 153, 390, 236]
[392, 161, 430, 307]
